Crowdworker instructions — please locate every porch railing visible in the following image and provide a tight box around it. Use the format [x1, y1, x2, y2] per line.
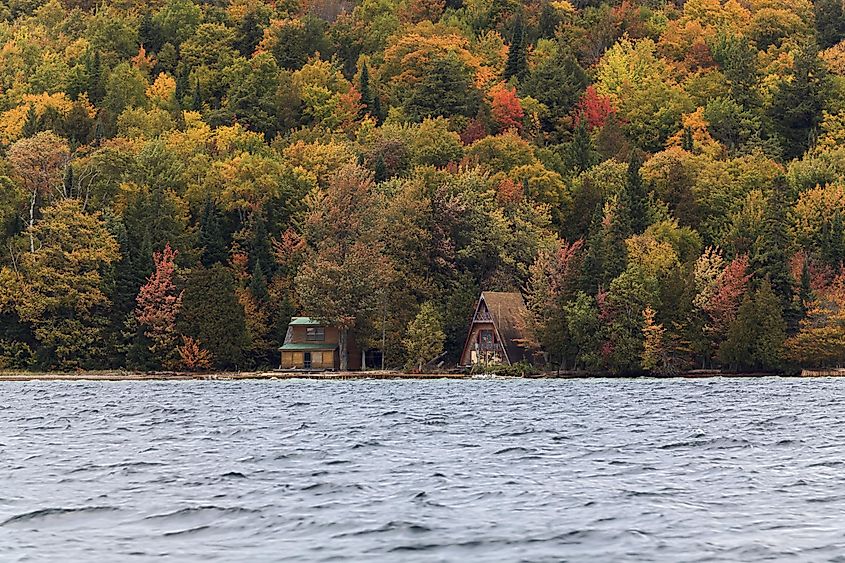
[473, 311, 493, 322]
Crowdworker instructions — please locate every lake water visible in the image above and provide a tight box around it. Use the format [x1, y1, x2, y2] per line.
[1, 378, 844, 561]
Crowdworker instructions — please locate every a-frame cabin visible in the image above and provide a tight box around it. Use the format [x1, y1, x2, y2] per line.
[459, 291, 532, 367]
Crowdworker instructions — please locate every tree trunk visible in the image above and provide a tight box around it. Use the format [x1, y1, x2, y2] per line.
[29, 188, 36, 253]
[339, 328, 348, 371]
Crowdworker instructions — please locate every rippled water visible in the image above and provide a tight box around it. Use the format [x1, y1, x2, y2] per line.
[2, 378, 845, 561]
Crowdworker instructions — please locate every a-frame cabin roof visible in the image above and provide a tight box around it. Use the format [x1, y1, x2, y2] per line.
[481, 292, 529, 364]
[462, 291, 529, 365]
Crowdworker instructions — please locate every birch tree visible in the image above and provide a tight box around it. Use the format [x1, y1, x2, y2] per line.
[7, 132, 70, 253]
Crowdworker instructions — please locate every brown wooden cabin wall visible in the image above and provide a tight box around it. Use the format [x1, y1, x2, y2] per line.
[280, 350, 337, 370]
[461, 322, 501, 365]
[289, 325, 341, 344]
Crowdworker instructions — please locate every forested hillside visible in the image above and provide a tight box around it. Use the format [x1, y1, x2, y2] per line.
[1, 0, 845, 373]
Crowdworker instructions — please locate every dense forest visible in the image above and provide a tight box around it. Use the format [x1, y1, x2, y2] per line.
[2, 0, 845, 373]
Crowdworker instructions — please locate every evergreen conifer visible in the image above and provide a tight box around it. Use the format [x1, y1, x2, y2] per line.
[199, 198, 228, 267]
[504, 16, 528, 80]
[179, 264, 249, 369]
[21, 105, 38, 138]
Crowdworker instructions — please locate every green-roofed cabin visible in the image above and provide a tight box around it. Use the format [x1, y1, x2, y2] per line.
[279, 317, 362, 371]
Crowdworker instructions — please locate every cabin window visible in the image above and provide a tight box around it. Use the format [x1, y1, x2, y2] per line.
[479, 330, 494, 344]
[306, 327, 325, 342]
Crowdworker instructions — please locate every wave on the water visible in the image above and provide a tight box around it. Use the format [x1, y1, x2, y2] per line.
[1, 378, 844, 561]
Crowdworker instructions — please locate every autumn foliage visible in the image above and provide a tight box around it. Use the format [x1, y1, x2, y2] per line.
[574, 86, 617, 131]
[0, 0, 843, 374]
[706, 254, 752, 340]
[786, 270, 845, 367]
[178, 336, 213, 371]
[135, 244, 183, 369]
[489, 83, 524, 133]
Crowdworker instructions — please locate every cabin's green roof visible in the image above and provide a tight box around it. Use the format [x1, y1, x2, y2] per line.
[279, 343, 337, 351]
[288, 317, 323, 326]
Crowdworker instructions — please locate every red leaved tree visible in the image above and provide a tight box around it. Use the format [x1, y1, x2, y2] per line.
[695, 251, 751, 357]
[460, 118, 488, 145]
[135, 244, 183, 368]
[574, 85, 617, 131]
[489, 82, 524, 133]
[178, 336, 213, 371]
[707, 254, 751, 335]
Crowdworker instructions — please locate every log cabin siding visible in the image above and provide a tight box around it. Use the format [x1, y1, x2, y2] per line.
[279, 318, 362, 370]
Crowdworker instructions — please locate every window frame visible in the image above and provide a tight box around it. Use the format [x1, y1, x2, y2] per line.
[306, 326, 325, 342]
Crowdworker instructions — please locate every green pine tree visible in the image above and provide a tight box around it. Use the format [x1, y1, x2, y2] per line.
[753, 280, 788, 367]
[752, 185, 793, 305]
[249, 260, 269, 304]
[682, 126, 694, 151]
[249, 211, 274, 276]
[236, 9, 264, 56]
[816, 0, 845, 48]
[567, 120, 598, 174]
[822, 211, 845, 268]
[402, 52, 480, 120]
[139, 11, 162, 52]
[608, 195, 632, 262]
[538, 1, 560, 39]
[63, 100, 95, 147]
[789, 256, 813, 334]
[768, 39, 830, 159]
[199, 198, 228, 267]
[192, 78, 202, 111]
[374, 154, 387, 182]
[359, 62, 374, 117]
[580, 198, 629, 294]
[504, 16, 528, 80]
[37, 107, 62, 134]
[521, 47, 588, 126]
[87, 50, 104, 104]
[719, 279, 786, 371]
[62, 165, 74, 198]
[178, 264, 249, 369]
[710, 33, 760, 110]
[21, 105, 38, 138]
[101, 212, 140, 368]
[372, 93, 383, 124]
[624, 151, 649, 234]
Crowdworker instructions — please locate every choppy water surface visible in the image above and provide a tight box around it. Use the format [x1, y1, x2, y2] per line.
[2, 378, 845, 561]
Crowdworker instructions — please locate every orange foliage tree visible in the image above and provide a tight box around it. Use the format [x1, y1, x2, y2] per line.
[489, 82, 524, 133]
[178, 336, 213, 371]
[134, 244, 183, 369]
[786, 270, 845, 367]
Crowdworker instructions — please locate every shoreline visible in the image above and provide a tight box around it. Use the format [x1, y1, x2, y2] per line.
[0, 370, 466, 382]
[0, 370, 822, 381]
